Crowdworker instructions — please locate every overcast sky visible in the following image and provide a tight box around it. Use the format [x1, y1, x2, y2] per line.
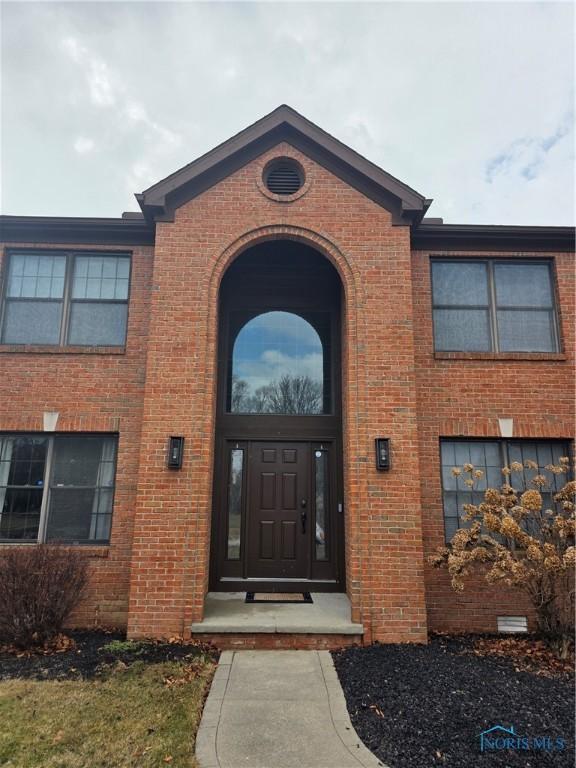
[1, 1, 574, 224]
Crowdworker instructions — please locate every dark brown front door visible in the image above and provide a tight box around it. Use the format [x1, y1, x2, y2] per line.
[211, 437, 343, 590]
[246, 442, 309, 579]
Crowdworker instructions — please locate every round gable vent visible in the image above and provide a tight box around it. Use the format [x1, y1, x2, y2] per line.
[264, 159, 304, 196]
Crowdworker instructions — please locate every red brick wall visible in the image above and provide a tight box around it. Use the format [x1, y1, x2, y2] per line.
[1, 148, 573, 643]
[0, 241, 154, 628]
[127, 143, 428, 642]
[411, 249, 575, 632]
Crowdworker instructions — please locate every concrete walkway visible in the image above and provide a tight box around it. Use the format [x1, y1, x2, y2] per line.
[196, 650, 385, 768]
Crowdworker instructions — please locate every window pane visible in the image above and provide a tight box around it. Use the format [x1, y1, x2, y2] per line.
[114, 279, 129, 300]
[443, 493, 458, 517]
[6, 255, 66, 298]
[442, 465, 457, 491]
[100, 279, 116, 299]
[230, 311, 325, 414]
[88, 258, 103, 278]
[68, 302, 127, 346]
[2, 300, 62, 344]
[432, 262, 489, 306]
[444, 515, 459, 541]
[7, 274, 22, 297]
[227, 449, 243, 559]
[0, 487, 42, 540]
[72, 257, 130, 301]
[23, 255, 39, 276]
[46, 488, 113, 543]
[440, 442, 455, 465]
[117, 260, 130, 279]
[454, 443, 471, 465]
[102, 260, 117, 278]
[46, 488, 96, 542]
[315, 450, 328, 560]
[52, 436, 114, 486]
[433, 309, 491, 351]
[0, 436, 47, 541]
[86, 278, 101, 299]
[441, 440, 501, 541]
[497, 310, 555, 352]
[494, 263, 553, 308]
[47, 436, 116, 543]
[507, 441, 570, 494]
[72, 276, 87, 298]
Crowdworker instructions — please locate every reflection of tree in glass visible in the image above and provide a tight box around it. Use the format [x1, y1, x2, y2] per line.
[231, 377, 249, 412]
[232, 374, 322, 414]
[227, 449, 243, 559]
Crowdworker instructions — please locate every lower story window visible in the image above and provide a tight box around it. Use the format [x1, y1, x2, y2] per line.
[0, 433, 117, 544]
[440, 438, 571, 542]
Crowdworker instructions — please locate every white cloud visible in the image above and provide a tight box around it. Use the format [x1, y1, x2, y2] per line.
[73, 136, 95, 155]
[237, 350, 323, 393]
[87, 59, 116, 107]
[60, 36, 118, 108]
[486, 113, 573, 184]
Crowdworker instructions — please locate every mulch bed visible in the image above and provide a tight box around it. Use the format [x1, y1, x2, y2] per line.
[0, 630, 219, 681]
[333, 634, 574, 768]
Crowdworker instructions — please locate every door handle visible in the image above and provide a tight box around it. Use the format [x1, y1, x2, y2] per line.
[300, 508, 307, 534]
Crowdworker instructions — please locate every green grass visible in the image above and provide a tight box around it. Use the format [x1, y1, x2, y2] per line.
[99, 639, 148, 655]
[0, 658, 216, 767]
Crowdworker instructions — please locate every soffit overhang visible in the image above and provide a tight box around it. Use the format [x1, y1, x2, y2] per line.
[412, 223, 575, 252]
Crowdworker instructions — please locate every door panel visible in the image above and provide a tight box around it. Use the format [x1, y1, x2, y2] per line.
[246, 442, 309, 579]
[259, 521, 275, 560]
[281, 521, 297, 560]
[260, 473, 276, 508]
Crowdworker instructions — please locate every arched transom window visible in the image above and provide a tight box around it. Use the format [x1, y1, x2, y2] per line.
[229, 311, 326, 414]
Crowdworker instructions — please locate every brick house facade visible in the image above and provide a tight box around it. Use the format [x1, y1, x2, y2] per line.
[0, 106, 573, 645]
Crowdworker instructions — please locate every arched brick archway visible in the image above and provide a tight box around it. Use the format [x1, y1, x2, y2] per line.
[184, 226, 369, 627]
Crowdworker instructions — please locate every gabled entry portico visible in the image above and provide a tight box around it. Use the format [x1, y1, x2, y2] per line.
[126, 106, 430, 645]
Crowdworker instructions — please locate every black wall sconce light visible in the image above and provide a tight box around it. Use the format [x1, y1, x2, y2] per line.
[375, 438, 391, 471]
[167, 436, 185, 469]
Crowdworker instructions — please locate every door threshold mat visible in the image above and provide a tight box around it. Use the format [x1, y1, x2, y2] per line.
[246, 592, 313, 604]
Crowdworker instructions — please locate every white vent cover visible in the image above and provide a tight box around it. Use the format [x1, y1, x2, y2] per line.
[497, 616, 528, 633]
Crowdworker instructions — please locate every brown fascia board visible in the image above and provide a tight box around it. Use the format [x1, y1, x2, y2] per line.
[412, 223, 575, 252]
[137, 105, 431, 225]
[0, 216, 155, 246]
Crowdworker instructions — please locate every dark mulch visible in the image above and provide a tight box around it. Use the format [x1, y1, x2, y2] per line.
[333, 634, 574, 768]
[0, 630, 219, 681]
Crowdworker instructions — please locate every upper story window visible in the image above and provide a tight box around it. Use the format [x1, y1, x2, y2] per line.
[1, 251, 130, 346]
[0, 433, 118, 544]
[431, 260, 560, 353]
[229, 310, 327, 414]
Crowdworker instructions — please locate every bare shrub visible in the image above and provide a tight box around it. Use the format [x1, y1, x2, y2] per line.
[0, 544, 88, 649]
[430, 458, 575, 658]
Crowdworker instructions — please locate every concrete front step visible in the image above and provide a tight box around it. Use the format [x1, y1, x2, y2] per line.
[191, 592, 364, 649]
[193, 632, 363, 650]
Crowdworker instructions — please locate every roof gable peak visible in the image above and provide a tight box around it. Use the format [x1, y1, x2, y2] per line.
[137, 105, 431, 224]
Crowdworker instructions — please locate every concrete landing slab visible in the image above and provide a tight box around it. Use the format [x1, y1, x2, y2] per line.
[195, 649, 386, 768]
[191, 592, 364, 635]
